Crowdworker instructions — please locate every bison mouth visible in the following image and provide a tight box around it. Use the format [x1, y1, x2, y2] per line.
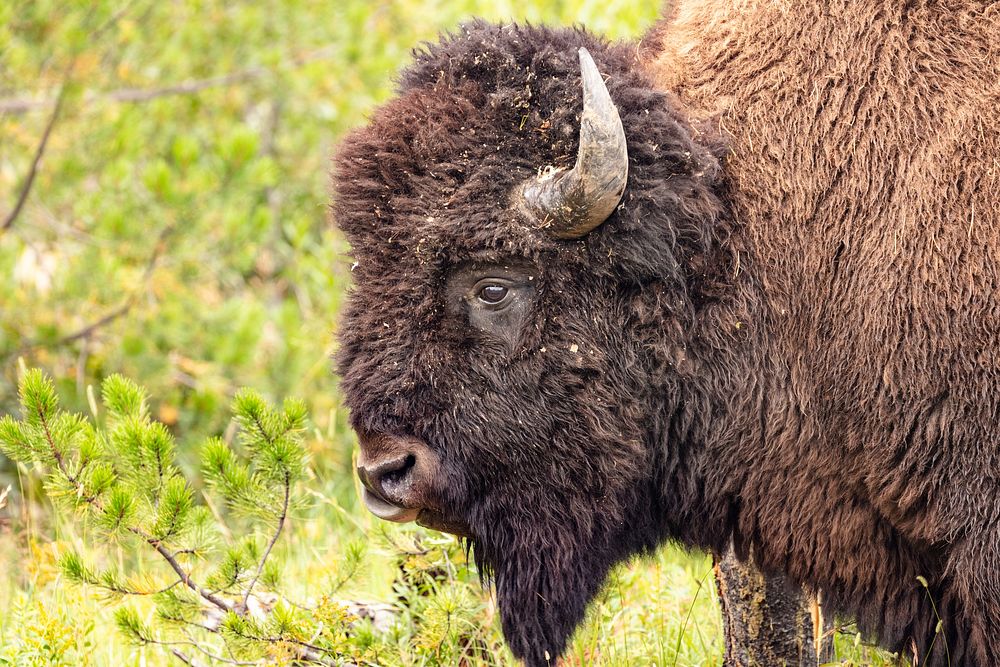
[361, 487, 420, 523]
[356, 432, 473, 538]
[361, 487, 471, 538]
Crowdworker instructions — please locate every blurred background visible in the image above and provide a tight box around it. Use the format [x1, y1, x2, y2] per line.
[0, 1, 891, 665]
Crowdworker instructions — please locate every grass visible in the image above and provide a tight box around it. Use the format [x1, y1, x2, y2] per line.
[0, 1, 898, 665]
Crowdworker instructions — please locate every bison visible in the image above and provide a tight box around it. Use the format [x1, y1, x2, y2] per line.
[332, 2, 1000, 665]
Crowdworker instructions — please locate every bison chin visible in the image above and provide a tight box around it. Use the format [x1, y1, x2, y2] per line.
[467, 484, 657, 666]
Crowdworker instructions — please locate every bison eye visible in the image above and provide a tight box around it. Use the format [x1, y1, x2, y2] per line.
[470, 278, 517, 310]
[447, 263, 536, 351]
[478, 284, 509, 304]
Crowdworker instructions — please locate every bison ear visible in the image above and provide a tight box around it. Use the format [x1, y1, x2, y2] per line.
[520, 47, 629, 240]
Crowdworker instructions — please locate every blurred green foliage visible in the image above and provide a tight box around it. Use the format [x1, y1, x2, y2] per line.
[0, 1, 896, 665]
[0, 0, 658, 458]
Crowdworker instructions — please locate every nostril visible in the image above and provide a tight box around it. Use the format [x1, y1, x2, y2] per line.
[355, 435, 441, 522]
[382, 453, 416, 486]
[359, 452, 418, 500]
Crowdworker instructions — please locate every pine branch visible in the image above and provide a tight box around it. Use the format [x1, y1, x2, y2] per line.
[65, 557, 183, 597]
[31, 393, 230, 613]
[2, 370, 368, 666]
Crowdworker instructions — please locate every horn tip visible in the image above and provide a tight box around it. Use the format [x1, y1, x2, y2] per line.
[577, 47, 604, 99]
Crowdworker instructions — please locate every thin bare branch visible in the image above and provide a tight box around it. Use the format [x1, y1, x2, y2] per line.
[169, 547, 200, 558]
[0, 69, 265, 115]
[19, 68, 268, 113]
[158, 608, 362, 667]
[51, 302, 134, 347]
[241, 470, 290, 608]
[180, 628, 263, 666]
[223, 624, 345, 666]
[1, 84, 68, 233]
[0, 0, 137, 228]
[10, 223, 174, 359]
[145, 537, 232, 613]
[90, 576, 184, 597]
[0, 42, 337, 115]
[0, 0, 141, 119]
[90, 0, 144, 41]
[157, 612, 219, 634]
[112, 69, 267, 103]
[0, 0, 151, 231]
[169, 647, 204, 667]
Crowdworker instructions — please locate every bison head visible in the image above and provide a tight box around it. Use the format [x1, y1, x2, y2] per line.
[333, 22, 731, 665]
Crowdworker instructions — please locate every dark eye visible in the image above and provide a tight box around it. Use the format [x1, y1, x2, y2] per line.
[478, 283, 509, 304]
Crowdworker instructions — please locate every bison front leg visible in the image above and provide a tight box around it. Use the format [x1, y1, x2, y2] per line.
[714, 544, 826, 667]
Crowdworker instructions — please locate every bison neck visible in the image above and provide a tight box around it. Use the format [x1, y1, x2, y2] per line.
[644, 0, 1000, 660]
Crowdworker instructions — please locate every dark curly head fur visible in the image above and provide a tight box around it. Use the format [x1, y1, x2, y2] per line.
[333, 21, 731, 663]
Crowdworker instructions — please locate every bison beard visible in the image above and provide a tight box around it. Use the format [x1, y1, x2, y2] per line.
[454, 342, 663, 664]
[333, 6, 1000, 666]
[470, 479, 654, 664]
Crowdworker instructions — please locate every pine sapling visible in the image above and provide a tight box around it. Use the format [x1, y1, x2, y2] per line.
[0, 369, 364, 666]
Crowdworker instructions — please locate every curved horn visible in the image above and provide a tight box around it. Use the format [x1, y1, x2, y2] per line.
[521, 47, 629, 239]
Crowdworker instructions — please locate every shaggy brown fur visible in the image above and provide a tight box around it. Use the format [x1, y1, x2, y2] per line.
[333, 3, 1000, 664]
[643, 1, 1000, 662]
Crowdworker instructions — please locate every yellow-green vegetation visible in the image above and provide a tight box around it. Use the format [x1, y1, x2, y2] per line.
[0, 2, 894, 665]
